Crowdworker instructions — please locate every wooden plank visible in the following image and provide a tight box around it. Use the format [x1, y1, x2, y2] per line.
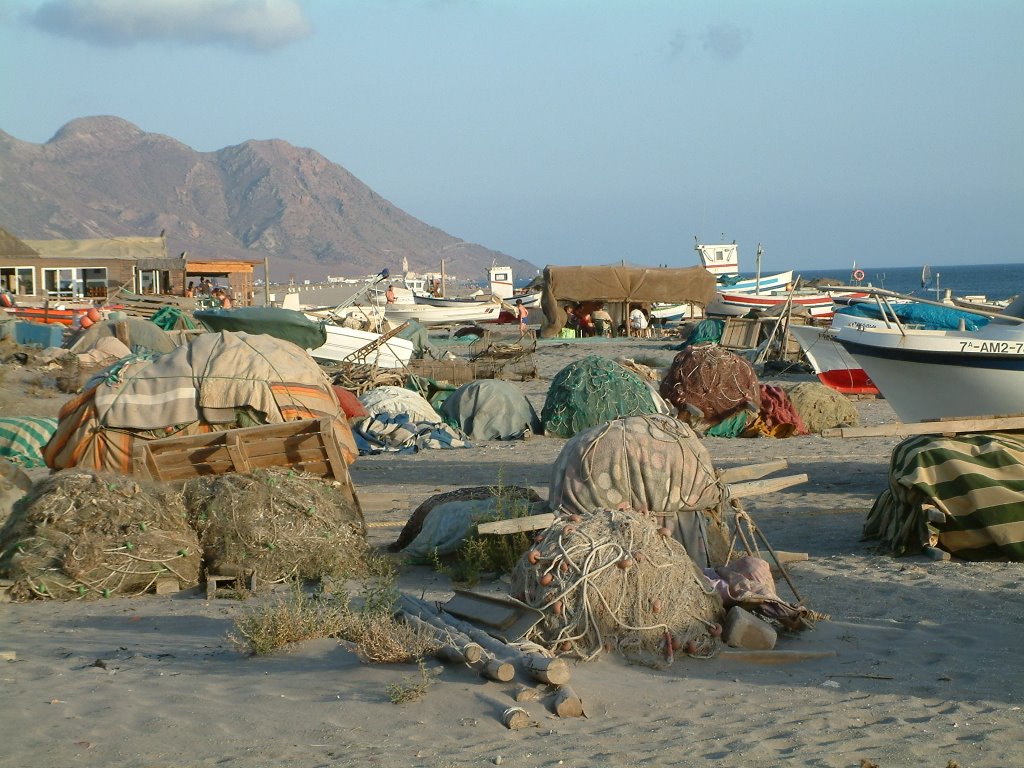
[822, 415, 1024, 439]
[477, 513, 556, 535]
[725, 474, 808, 500]
[317, 417, 348, 479]
[224, 431, 252, 473]
[717, 459, 789, 484]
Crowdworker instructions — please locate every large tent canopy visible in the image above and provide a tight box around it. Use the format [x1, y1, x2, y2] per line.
[540, 264, 716, 337]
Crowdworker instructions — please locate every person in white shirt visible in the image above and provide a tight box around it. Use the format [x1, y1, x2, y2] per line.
[629, 305, 649, 335]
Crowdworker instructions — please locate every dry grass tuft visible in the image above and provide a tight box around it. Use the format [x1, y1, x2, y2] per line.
[386, 659, 437, 704]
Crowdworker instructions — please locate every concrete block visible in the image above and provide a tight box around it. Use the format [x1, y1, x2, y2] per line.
[724, 606, 777, 650]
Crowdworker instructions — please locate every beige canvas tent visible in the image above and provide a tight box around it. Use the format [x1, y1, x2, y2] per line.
[539, 264, 716, 337]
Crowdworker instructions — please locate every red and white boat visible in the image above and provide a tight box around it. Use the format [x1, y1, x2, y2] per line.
[788, 322, 879, 394]
[0, 292, 93, 326]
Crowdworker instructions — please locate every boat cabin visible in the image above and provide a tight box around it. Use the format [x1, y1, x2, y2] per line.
[695, 242, 740, 277]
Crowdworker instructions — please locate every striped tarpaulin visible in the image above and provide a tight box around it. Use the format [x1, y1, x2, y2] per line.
[0, 417, 58, 468]
[865, 432, 1024, 560]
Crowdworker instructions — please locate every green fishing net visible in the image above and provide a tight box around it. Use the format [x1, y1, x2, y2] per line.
[541, 355, 659, 438]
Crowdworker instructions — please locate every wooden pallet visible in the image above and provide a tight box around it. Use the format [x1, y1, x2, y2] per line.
[131, 417, 359, 508]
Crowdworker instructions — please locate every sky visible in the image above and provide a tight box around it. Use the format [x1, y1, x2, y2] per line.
[1, 0, 1022, 272]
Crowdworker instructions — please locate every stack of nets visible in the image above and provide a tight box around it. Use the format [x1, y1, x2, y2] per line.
[510, 507, 724, 662]
[541, 355, 662, 438]
[747, 384, 807, 438]
[183, 468, 367, 583]
[0, 470, 200, 601]
[780, 381, 859, 433]
[549, 414, 729, 567]
[659, 344, 760, 430]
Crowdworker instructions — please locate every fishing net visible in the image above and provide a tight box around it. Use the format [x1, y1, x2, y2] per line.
[659, 344, 761, 427]
[548, 414, 729, 567]
[779, 381, 859, 433]
[541, 355, 661, 438]
[746, 384, 807, 438]
[183, 468, 367, 584]
[510, 507, 724, 663]
[0, 470, 200, 601]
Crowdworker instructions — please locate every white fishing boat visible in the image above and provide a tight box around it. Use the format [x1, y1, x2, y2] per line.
[412, 265, 542, 308]
[379, 297, 504, 325]
[788, 323, 879, 395]
[835, 292, 1024, 422]
[695, 241, 794, 293]
[309, 323, 415, 369]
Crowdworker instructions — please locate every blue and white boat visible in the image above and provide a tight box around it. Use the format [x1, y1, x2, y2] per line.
[835, 292, 1024, 422]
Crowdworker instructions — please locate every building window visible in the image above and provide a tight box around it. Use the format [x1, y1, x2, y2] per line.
[41, 267, 107, 300]
[0, 267, 36, 296]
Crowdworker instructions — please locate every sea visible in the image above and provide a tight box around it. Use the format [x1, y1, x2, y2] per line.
[785, 262, 1024, 303]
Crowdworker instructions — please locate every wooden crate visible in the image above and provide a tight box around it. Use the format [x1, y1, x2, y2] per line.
[719, 317, 763, 350]
[131, 417, 359, 510]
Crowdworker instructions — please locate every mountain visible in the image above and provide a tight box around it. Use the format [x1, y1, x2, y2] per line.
[0, 116, 536, 282]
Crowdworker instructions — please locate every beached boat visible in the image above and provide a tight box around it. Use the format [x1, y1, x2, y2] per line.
[788, 323, 879, 395]
[694, 240, 866, 319]
[311, 323, 415, 368]
[381, 298, 504, 325]
[1, 292, 91, 326]
[412, 265, 542, 309]
[835, 293, 1024, 422]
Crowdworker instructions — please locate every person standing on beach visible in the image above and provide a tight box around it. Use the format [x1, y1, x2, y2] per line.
[516, 298, 529, 331]
[385, 284, 396, 304]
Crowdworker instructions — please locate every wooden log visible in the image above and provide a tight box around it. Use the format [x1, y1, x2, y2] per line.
[523, 655, 571, 685]
[477, 657, 516, 683]
[553, 685, 585, 718]
[514, 686, 542, 702]
[717, 459, 789, 484]
[400, 593, 570, 686]
[477, 513, 556, 535]
[924, 546, 952, 562]
[502, 706, 534, 730]
[725, 474, 808, 500]
[398, 609, 483, 664]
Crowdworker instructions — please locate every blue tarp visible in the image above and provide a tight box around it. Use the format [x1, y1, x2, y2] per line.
[836, 302, 990, 331]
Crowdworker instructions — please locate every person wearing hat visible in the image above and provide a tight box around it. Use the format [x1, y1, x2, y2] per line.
[515, 298, 529, 332]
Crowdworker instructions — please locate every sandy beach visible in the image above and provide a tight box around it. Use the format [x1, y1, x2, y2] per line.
[2, 335, 1023, 768]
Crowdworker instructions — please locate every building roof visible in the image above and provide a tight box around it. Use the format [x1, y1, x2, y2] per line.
[0, 227, 40, 258]
[22, 236, 168, 261]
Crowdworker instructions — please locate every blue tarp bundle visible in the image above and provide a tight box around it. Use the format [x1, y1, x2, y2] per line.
[836, 302, 989, 331]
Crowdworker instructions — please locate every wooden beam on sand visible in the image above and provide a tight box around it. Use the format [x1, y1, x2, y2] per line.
[717, 459, 789, 484]
[477, 514, 556, 535]
[822, 415, 1024, 439]
[724, 474, 808, 500]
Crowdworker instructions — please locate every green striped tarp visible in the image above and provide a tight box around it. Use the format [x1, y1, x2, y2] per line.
[0, 417, 58, 469]
[865, 432, 1024, 561]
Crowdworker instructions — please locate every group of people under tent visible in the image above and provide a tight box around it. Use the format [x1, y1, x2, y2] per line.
[562, 301, 652, 338]
[184, 277, 233, 308]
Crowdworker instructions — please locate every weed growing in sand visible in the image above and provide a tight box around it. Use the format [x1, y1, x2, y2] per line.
[386, 659, 436, 705]
[230, 582, 352, 655]
[433, 475, 534, 586]
[230, 558, 437, 663]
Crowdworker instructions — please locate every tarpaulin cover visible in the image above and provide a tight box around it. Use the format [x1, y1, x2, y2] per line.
[548, 414, 728, 567]
[194, 306, 327, 351]
[44, 331, 355, 473]
[540, 265, 716, 337]
[865, 432, 1024, 560]
[0, 417, 58, 468]
[70, 317, 176, 357]
[440, 379, 541, 440]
